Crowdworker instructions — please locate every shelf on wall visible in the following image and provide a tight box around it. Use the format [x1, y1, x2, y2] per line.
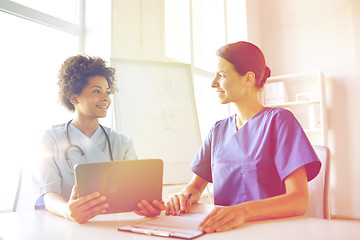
[260, 71, 327, 146]
[266, 100, 321, 108]
[304, 128, 322, 134]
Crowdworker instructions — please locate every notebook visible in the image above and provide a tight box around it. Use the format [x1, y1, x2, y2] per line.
[74, 159, 163, 214]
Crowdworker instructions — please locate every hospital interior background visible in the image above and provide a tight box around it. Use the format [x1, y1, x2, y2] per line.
[0, 0, 360, 221]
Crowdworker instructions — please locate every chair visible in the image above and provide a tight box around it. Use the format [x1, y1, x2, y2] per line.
[305, 145, 331, 219]
[12, 167, 23, 212]
[12, 166, 35, 212]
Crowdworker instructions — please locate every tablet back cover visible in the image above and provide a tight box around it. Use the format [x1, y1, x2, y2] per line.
[74, 159, 163, 213]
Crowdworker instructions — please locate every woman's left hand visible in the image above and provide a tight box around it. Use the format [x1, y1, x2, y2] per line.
[198, 205, 247, 233]
[134, 199, 166, 217]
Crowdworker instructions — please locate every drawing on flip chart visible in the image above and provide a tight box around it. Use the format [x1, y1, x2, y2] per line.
[112, 60, 201, 183]
[160, 109, 179, 133]
[158, 78, 185, 98]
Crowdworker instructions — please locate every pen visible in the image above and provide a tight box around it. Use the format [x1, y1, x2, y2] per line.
[180, 193, 192, 213]
[186, 193, 192, 201]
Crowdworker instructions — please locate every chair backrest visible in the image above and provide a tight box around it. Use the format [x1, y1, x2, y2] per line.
[12, 166, 36, 212]
[305, 145, 331, 219]
[12, 167, 23, 212]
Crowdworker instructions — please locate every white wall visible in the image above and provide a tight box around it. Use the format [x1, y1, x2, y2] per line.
[111, 0, 165, 61]
[247, 0, 360, 219]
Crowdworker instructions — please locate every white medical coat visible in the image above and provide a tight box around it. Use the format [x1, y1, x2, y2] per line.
[32, 123, 137, 209]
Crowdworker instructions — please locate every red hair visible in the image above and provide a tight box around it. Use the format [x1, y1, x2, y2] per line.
[216, 41, 271, 89]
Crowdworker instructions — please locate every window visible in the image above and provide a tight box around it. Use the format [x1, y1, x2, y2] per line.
[10, 0, 79, 23]
[164, 0, 191, 63]
[192, 0, 226, 71]
[0, 1, 81, 212]
[164, 0, 248, 140]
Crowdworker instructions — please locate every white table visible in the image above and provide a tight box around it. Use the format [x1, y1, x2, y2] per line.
[1, 204, 359, 240]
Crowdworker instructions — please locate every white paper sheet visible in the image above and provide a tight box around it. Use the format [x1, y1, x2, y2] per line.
[118, 213, 207, 239]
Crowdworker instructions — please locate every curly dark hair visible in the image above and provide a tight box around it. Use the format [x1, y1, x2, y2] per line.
[57, 55, 117, 111]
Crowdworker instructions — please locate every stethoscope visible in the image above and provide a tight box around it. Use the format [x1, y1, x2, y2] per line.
[64, 120, 113, 172]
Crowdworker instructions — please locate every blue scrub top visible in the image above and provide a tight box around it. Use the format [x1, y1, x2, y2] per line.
[190, 107, 321, 206]
[32, 123, 138, 209]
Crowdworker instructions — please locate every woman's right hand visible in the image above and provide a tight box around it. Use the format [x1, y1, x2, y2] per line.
[66, 185, 109, 224]
[165, 193, 192, 216]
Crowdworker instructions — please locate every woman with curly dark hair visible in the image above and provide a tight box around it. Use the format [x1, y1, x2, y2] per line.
[32, 55, 164, 223]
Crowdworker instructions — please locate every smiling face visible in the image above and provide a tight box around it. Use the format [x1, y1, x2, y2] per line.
[70, 76, 111, 119]
[212, 57, 252, 105]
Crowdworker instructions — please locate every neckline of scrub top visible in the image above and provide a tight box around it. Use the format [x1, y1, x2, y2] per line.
[68, 123, 103, 140]
[233, 107, 269, 133]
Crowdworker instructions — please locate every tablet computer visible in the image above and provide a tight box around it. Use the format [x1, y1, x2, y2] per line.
[74, 159, 163, 214]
